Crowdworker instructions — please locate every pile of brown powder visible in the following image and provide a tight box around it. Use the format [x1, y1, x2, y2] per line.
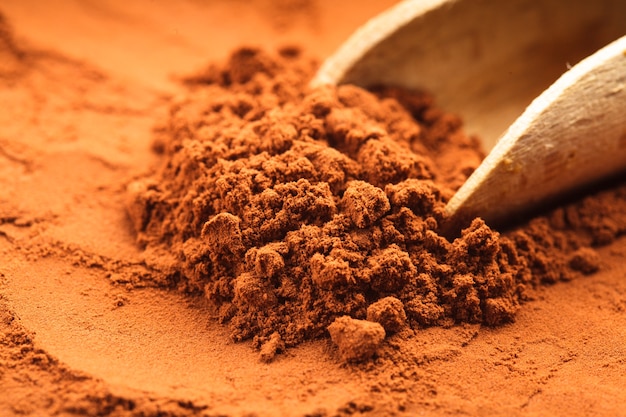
[126, 48, 626, 358]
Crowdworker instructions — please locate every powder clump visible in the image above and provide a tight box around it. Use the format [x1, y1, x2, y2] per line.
[128, 48, 625, 352]
[328, 316, 386, 362]
[568, 247, 601, 275]
[366, 297, 407, 333]
[342, 180, 391, 228]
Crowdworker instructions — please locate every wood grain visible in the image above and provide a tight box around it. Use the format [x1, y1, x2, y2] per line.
[446, 35, 626, 227]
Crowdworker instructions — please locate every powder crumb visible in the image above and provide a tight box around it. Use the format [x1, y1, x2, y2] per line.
[327, 316, 385, 362]
[366, 296, 407, 333]
[202, 213, 246, 259]
[342, 180, 391, 228]
[569, 247, 601, 275]
[258, 332, 285, 363]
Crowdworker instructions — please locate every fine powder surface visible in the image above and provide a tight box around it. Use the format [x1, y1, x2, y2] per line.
[2, 1, 626, 416]
[127, 48, 625, 357]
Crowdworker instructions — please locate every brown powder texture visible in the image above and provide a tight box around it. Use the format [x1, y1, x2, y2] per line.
[3, 2, 626, 414]
[127, 48, 626, 356]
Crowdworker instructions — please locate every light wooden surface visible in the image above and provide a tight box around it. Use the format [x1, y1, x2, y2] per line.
[313, 0, 626, 228]
[446, 35, 626, 227]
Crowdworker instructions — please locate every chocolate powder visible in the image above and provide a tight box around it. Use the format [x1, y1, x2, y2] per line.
[127, 48, 626, 359]
[4, 2, 626, 415]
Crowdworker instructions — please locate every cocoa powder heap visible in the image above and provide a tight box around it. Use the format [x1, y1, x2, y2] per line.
[126, 48, 626, 357]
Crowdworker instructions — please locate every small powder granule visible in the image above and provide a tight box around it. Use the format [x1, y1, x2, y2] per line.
[366, 296, 407, 333]
[127, 48, 626, 356]
[327, 316, 386, 362]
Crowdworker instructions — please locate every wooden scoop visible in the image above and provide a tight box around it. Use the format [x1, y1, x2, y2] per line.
[312, 0, 626, 229]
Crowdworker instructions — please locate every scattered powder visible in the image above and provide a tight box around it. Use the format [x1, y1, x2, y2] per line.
[127, 48, 626, 360]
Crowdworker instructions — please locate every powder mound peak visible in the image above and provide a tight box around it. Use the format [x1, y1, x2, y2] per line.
[128, 48, 621, 352]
